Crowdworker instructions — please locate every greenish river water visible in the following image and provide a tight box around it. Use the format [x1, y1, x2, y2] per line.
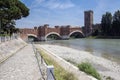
[39, 39, 120, 64]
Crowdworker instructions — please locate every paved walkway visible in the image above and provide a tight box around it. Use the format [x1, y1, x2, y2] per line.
[0, 44, 41, 80]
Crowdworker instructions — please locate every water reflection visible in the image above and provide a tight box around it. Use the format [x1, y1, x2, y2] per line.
[37, 39, 120, 64]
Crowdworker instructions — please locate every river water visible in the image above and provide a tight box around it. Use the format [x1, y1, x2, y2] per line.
[38, 39, 120, 64]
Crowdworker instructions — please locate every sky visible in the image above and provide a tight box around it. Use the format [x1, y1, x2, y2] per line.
[16, 0, 120, 28]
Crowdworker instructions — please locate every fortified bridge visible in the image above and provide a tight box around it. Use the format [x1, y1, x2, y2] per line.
[20, 24, 85, 41]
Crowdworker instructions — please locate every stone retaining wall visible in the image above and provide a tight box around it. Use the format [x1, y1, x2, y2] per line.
[0, 38, 27, 63]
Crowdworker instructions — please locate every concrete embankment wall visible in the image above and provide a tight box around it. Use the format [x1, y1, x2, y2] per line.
[0, 38, 27, 63]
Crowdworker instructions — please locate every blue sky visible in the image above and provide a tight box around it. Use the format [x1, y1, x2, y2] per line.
[16, 0, 120, 28]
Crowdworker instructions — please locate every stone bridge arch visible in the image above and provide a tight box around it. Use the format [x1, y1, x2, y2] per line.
[27, 34, 38, 41]
[69, 30, 85, 38]
[45, 32, 61, 40]
[27, 34, 37, 37]
[20, 28, 38, 41]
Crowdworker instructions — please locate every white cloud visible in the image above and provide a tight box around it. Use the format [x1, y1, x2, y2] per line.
[30, 0, 45, 8]
[31, 0, 75, 9]
[44, 0, 75, 9]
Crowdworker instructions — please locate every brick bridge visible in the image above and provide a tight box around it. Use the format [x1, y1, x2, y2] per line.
[20, 10, 96, 41]
[20, 24, 84, 41]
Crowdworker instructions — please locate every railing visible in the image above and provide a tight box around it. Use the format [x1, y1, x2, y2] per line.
[0, 33, 18, 43]
[32, 43, 56, 80]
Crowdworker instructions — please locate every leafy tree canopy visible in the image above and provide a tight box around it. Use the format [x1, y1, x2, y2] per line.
[0, 0, 29, 35]
[112, 10, 120, 36]
[101, 12, 112, 36]
[0, 0, 29, 20]
[100, 10, 120, 37]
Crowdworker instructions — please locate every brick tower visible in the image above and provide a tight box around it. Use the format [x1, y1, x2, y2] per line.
[84, 10, 93, 36]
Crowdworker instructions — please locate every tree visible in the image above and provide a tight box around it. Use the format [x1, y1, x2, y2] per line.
[92, 29, 99, 36]
[112, 10, 120, 36]
[101, 14, 106, 35]
[0, 0, 29, 20]
[101, 12, 112, 36]
[0, 0, 29, 35]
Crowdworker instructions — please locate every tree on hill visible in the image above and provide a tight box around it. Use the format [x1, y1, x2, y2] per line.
[0, 0, 29, 35]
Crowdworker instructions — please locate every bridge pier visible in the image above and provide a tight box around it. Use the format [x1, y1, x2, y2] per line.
[61, 35, 69, 40]
[39, 36, 70, 41]
[37, 36, 47, 41]
[40, 36, 46, 41]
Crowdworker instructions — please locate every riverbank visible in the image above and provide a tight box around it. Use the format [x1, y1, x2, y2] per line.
[87, 36, 120, 39]
[36, 44, 120, 80]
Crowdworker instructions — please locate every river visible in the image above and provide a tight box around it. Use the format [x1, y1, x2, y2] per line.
[37, 39, 120, 64]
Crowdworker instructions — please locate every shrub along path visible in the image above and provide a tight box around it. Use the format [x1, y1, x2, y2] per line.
[0, 44, 41, 80]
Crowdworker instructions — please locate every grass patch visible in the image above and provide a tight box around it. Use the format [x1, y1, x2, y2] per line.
[77, 62, 101, 80]
[65, 58, 77, 66]
[38, 49, 77, 80]
[106, 76, 113, 80]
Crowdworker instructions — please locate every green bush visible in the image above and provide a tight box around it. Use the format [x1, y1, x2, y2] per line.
[0, 34, 10, 36]
[77, 62, 101, 80]
[106, 76, 113, 80]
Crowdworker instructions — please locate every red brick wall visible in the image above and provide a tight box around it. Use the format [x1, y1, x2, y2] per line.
[20, 28, 38, 40]
[70, 27, 82, 33]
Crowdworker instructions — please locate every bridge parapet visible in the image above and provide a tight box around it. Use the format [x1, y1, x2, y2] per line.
[70, 27, 82, 33]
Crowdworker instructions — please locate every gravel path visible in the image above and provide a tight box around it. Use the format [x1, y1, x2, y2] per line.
[38, 44, 120, 80]
[0, 44, 41, 80]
